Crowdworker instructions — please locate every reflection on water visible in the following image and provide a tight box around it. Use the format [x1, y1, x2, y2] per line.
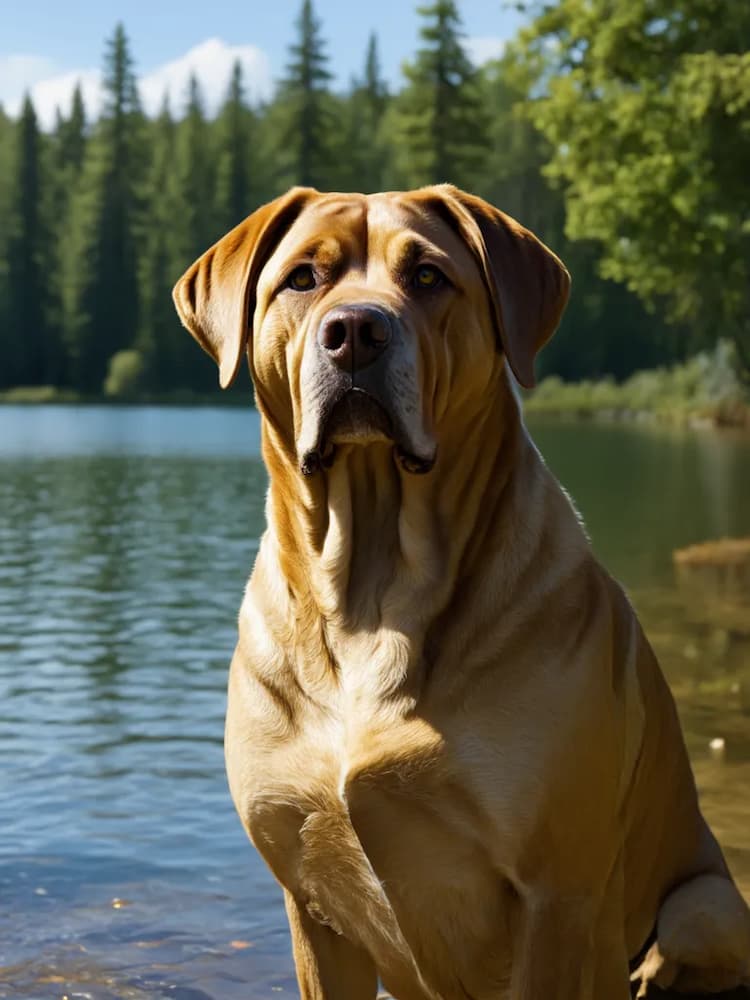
[533, 419, 750, 902]
[1, 406, 749, 997]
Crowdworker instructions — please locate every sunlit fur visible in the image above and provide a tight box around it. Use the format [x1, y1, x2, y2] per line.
[174, 187, 750, 1000]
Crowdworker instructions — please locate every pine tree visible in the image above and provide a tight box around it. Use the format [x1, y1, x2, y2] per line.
[175, 74, 216, 255]
[387, 1, 489, 189]
[168, 76, 224, 389]
[55, 84, 87, 175]
[45, 85, 88, 386]
[62, 24, 146, 391]
[136, 99, 189, 390]
[272, 0, 335, 188]
[4, 96, 49, 386]
[215, 61, 254, 232]
[362, 34, 388, 127]
[0, 105, 14, 376]
[342, 33, 389, 192]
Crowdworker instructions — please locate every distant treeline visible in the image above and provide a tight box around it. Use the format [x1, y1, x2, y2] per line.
[0, 0, 747, 397]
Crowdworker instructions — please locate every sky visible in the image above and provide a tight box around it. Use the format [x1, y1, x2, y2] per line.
[0, 0, 528, 127]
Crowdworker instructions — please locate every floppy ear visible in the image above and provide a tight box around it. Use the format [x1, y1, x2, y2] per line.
[436, 185, 570, 389]
[172, 187, 316, 388]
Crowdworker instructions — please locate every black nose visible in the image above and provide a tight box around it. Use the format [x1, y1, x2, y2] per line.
[317, 304, 392, 373]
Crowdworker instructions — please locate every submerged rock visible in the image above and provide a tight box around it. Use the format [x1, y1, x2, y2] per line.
[674, 538, 750, 637]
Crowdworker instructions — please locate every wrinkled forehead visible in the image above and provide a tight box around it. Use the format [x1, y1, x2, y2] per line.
[261, 191, 479, 279]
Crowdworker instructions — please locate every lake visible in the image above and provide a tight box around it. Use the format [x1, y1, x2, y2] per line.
[1, 405, 749, 999]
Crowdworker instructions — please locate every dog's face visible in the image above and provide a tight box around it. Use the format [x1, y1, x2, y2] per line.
[173, 186, 570, 476]
[253, 192, 500, 475]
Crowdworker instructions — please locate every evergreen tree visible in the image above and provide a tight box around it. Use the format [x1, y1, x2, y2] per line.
[0, 12, 706, 393]
[46, 85, 88, 385]
[62, 24, 146, 391]
[363, 33, 388, 119]
[175, 74, 216, 255]
[4, 96, 49, 386]
[54, 84, 87, 176]
[169, 76, 223, 388]
[387, 1, 489, 188]
[272, 0, 335, 188]
[342, 33, 390, 192]
[0, 105, 14, 370]
[136, 99, 188, 390]
[215, 61, 254, 232]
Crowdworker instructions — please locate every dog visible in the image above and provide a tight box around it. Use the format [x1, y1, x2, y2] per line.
[173, 185, 750, 999]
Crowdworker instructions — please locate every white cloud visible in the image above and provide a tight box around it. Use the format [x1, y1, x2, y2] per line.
[0, 38, 272, 129]
[140, 38, 271, 117]
[465, 36, 507, 67]
[25, 69, 102, 126]
[0, 53, 58, 113]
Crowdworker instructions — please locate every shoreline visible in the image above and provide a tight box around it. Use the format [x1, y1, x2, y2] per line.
[2, 392, 747, 434]
[0, 387, 251, 408]
[2, 354, 749, 434]
[523, 398, 750, 431]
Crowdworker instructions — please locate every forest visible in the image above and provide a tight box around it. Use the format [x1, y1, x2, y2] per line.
[0, 0, 748, 400]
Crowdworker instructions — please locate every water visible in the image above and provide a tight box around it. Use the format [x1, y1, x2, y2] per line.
[1, 406, 749, 999]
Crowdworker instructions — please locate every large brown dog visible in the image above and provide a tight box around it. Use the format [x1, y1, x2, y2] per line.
[173, 186, 750, 999]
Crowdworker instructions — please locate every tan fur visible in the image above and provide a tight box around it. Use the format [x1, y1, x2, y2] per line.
[174, 186, 750, 999]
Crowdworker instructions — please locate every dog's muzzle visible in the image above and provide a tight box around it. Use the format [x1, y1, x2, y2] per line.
[298, 304, 436, 477]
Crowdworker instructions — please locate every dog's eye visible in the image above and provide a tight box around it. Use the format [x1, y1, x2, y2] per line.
[413, 264, 444, 290]
[287, 265, 316, 292]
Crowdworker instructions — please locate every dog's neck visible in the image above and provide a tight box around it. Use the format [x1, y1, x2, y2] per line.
[250, 372, 547, 695]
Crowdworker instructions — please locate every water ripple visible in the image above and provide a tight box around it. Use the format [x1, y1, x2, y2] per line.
[2, 407, 749, 996]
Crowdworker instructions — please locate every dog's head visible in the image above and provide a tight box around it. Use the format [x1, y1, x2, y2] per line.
[173, 186, 570, 476]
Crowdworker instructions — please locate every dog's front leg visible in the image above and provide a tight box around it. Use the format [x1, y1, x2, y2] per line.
[284, 889, 378, 1000]
[511, 888, 631, 1000]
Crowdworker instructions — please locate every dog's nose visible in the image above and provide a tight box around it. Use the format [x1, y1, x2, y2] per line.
[317, 305, 392, 372]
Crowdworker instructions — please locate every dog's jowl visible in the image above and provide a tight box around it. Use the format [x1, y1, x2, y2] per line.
[173, 186, 750, 1000]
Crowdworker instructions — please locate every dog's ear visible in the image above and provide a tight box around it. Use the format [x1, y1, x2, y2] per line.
[172, 187, 316, 388]
[434, 185, 570, 389]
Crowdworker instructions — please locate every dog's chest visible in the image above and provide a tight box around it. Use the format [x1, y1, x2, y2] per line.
[232, 691, 516, 996]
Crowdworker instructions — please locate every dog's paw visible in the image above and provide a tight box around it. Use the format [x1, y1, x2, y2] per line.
[630, 941, 679, 997]
[633, 873, 750, 996]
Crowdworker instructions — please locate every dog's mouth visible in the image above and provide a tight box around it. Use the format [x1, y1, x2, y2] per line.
[327, 388, 393, 443]
[300, 388, 435, 477]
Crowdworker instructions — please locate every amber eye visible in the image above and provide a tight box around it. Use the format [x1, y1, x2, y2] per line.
[413, 264, 444, 290]
[287, 265, 316, 291]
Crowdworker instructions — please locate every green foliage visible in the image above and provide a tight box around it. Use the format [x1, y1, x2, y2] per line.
[387, 1, 489, 188]
[1, 3, 746, 399]
[45, 84, 88, 386]
[0, 385, 81, 403]
[527, 341, 748, 426]
[103, 348, 145, 397]
[339, 34, 390, 192]
[0, 107, 11, 360]
[4, 97, 52, 387]
[215, 62, 255, 232]
[62, 23, 146, 391]
[135, 101, 192, 391]
[516, 0, 750, 370]
[272, 0, 336, 188]
[175, 75, 217, 256]
[55, 85, 86, 175]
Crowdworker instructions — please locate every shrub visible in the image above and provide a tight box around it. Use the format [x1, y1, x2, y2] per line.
[103, 350, 145, 398]
[526, 340, 748, 425]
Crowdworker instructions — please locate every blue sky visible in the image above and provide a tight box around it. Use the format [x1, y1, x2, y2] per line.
[1, 0, 527, 126]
